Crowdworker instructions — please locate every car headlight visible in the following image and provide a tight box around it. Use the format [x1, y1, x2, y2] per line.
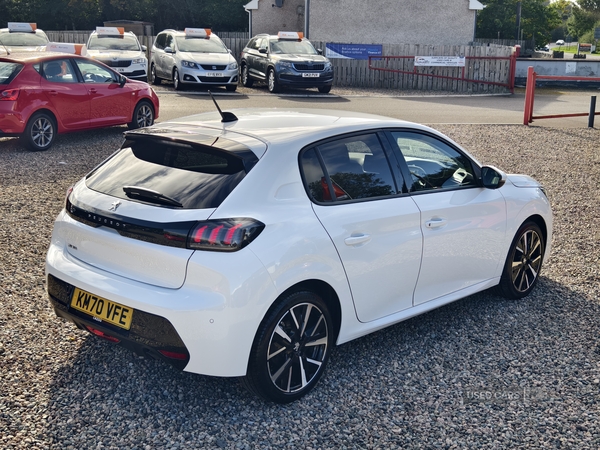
[182, 60, 198, 69]
[227, 62, 238, 70]
[132, 58, 147, 65]
[277, 61, 293, 69]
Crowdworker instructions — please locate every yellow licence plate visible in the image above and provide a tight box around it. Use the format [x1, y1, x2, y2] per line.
[70, 288, 133, 330]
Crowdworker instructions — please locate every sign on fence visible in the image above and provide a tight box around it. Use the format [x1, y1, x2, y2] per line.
[414, 56, 466, 67]
[326, 43, 382, 60]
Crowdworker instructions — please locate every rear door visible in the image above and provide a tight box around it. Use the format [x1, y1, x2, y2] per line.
[40, 58, 90, 130]
[301, 132, 423, 323]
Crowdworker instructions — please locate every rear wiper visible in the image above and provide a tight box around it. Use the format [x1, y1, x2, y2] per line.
[123, 186, 183, 208]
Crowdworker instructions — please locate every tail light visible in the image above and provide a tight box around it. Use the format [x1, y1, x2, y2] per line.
[187, 218, 264, 252]
[0, 89, 20, 101]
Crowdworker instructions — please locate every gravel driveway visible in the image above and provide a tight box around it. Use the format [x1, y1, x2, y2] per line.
[1, 117, 599, 449]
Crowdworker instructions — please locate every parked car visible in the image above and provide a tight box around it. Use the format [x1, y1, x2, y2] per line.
[0, 23, 49, 53]
[46, 107, 552, 403]
[150, 28, 238, 91]
[0, 50, 159, 151]
[86, 27, 148, 82]
[556, 40, 565, 46]
[240, 31, 334, 93]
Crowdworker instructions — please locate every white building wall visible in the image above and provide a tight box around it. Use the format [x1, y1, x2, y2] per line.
[250, 0, 477, 44]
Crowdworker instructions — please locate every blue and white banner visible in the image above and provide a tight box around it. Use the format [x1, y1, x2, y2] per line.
[325, 43, 382, 60]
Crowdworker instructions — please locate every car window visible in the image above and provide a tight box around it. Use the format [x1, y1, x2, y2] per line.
[165, 34, 174, 49]
[391, 131, 476, 192]
[301, 134, 398, 203]
[86, 139, 253, 210]
[154, 33, 166, 50]
[270, 39, 317, 55]
[88, 34, 141, 51]
[175, 36, 227, 53]
[0, 31, 48, 46]
[0, 62, 23, 84]
[42, 59, 77, 83]
[73, 60, 116, 83]
[258, 39, 267, 51]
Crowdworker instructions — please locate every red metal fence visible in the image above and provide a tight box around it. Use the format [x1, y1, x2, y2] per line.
[523, 66, 600, 125]
[368, 52, 517, 93]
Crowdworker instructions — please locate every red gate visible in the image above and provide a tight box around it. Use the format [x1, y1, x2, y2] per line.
[368, 52, 517, 93]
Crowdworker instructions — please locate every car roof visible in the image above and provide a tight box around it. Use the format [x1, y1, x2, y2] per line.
[131, 108, 435, 156]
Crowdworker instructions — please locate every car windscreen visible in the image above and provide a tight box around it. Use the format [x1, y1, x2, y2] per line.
[0, 62, 23, 84]
[270, 40, 318, 55]
[0, 32, 48, 46]
[175, 36, 227, 53]
[88, 35, 141, 51]
[86, 139, 250, 209]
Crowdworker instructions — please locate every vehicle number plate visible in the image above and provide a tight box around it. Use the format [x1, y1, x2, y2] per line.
[70, 287, 133, 330]
[302, 73, 320, 78]
[116, 68, 125, 73]
[205, 72, 221, 77]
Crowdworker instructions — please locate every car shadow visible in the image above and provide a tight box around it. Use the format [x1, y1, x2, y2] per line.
[39, 276, 600, 447]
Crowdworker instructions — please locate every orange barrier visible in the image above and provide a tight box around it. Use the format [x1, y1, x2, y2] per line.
[523, 66, 600, 125]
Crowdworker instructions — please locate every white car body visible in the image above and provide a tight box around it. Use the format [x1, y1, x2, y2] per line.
[46, 108, 552, 401]
[86, 31, 148, 81]
[0, 28, 49, 53]
[150, 29, 238, 90]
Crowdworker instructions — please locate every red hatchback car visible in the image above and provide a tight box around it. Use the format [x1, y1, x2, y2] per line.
[0, 51, 159, 151]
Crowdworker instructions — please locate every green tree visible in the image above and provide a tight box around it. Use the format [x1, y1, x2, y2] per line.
[567, 5, 599, 39]
[477, 0, 561, 45]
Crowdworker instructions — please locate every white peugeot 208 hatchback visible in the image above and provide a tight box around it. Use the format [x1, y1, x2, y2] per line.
[46, 107, 552, 403]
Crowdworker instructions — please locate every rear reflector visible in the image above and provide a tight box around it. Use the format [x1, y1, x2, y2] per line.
[86, 326, 120, 343]
[158, 349, 188, 360]
[187, 218, 264, 252]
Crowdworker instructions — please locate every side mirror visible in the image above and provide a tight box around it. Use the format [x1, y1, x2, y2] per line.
[317, 48, 323, 55]
[119, 75, 127, 87]
[164, 47, 174, 54]
[481, 165, 507, 189]
[141, 45, 147, 51]
[259, 48, 267, 54]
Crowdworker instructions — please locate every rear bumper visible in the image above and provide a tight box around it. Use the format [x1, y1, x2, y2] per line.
[0, 111, 26, 135]
[48, 274, 190, 370]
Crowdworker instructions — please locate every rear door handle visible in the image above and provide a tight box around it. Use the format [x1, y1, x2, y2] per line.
[344, 234, 371, 246]
[49, 90, 57, 96]
[89, 88, 97, 94]
[425, 218, 448, 229]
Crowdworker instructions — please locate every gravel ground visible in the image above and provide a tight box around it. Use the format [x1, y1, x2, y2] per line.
[1, 109, 600, 449]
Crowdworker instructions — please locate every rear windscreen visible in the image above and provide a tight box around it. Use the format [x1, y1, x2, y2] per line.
[0, 62, 23, 84]
[86, 139, 250, 209]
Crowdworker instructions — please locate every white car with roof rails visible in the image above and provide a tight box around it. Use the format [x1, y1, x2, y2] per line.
[46, 105, 552, 403]
[150, 28, 238, 91]
[0, 23, 49, 53]
[86, 27, 148, 82]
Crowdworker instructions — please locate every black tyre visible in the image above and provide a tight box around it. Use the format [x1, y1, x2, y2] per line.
[22, 112, 56, 151]
[241, 64, 253, 87]
[150, 64, 161, 85]
[267, 68, 280, 93]
[127, 101, 154, 130]
[173, 68, 182, 91]
[498, 221, 545, 299]
[226, 84, 237, 92]
[241, 291, 333, 403]
[318, 85, 332, 94]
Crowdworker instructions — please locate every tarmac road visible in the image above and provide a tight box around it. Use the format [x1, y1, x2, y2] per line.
[154, 84, 600, 128]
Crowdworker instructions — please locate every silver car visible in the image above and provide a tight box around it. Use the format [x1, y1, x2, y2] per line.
[86, 28, 148, 82]
[150, 29, 238, 91]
